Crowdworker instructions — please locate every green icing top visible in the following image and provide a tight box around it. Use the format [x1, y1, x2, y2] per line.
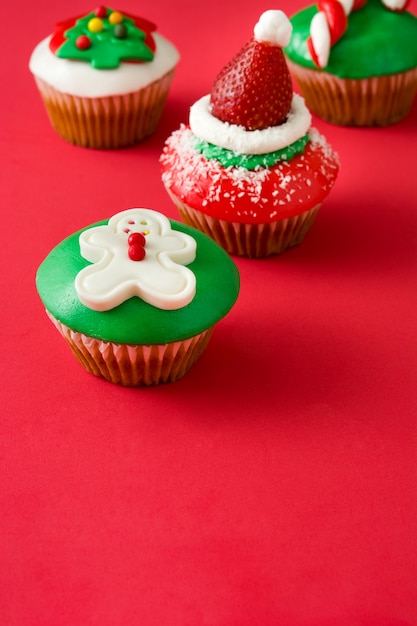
[194, 134, 310, 170]
[285, 0, 417, 78]
[36, 219, 240, 345]
[54, 8, 154, 69]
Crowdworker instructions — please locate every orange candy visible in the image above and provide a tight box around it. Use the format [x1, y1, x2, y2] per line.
[109, 11, 124, 24]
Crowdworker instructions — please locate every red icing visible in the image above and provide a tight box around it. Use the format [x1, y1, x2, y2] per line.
[161, 127, 339, 224]
[49, 10, 157, 59]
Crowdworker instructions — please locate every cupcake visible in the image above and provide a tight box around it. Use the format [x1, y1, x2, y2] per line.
[36, 208, 240, 386]
[29, 7, 180, 148]
[160, 10, 339, 258]
[284, 0, 417, 126]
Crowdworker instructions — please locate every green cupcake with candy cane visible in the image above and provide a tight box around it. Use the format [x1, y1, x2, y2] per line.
[284, 0, 417, 125]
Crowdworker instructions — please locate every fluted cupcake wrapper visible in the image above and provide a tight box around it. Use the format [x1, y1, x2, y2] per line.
[166, 191, 320, 258]
[287, 62, 417, 126]
[47, 312, 214, 386]
[34, 68, 176, 148]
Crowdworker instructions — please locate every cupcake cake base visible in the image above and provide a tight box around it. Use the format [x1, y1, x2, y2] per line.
[34, 69, 175, 149]
[49, 313, 214, 386]
[287, 62, 417, 126]
[169, 191, 321, 258]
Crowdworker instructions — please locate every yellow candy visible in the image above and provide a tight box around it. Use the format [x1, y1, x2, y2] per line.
[88, 17, 104, 33]
[109, 11, 123, 24]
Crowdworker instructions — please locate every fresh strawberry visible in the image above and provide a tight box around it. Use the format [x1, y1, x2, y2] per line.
[210, 38, 293, 131]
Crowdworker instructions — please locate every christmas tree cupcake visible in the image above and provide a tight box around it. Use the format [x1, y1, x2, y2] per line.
[160, 10, 339, 258]
[36, 208, 240, 386]
[29, 7, 180, 148]
[284, 0, 417, 126]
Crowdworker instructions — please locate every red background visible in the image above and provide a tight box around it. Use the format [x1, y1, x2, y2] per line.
[1, 1, 417, 624]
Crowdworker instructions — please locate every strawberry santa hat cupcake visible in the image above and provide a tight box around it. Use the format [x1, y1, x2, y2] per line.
[160, 10, 339, 258]
[284, 0, 417, 125]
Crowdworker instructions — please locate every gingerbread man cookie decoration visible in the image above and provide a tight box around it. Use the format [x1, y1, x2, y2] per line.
[75, 208, 197, 311]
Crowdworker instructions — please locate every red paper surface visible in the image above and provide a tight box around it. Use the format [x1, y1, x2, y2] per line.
[1, 1, 416, 624]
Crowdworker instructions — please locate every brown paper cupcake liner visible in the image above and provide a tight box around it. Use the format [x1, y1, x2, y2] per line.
[34, 68, 176, 148]
[167, 191, 321, 258]
[47, 312, 214, 386]
[287, 62, 417, 126]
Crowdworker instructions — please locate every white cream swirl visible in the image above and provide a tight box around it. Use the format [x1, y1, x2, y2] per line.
[29, 33, 179, 98]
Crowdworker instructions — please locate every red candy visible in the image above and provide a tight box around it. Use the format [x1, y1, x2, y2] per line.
[95, 6, 108, 17]
[128, 244, 146, 261]
[75, 35, 91, 50]
[128, 232, 146, 261]
[128, 232, 146, 247]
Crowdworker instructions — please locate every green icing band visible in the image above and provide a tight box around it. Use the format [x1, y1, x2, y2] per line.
[36, 219, 240, 345]
[285, 0, 417, 78]
[194, 134, 310, 170]
[56, 11, 154, 69]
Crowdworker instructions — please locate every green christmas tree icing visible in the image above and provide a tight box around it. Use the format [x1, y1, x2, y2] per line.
[56, 9, 154, 69]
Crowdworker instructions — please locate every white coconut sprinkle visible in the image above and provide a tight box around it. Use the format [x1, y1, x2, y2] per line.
[160, 125, 339, 222]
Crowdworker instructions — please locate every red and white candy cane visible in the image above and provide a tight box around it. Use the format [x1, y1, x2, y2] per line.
[307, 0, 411, 68]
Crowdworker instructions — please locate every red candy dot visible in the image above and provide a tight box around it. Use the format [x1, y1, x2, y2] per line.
[76, 35, 91, 50]
[128, 232, 146, 247]
[128, 244, 146, 261]
[95, 5, 108, 17]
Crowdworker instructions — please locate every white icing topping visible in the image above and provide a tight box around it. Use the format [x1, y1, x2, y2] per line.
[310, 11, 332, 68]
[253, 10, 293, 47]
[189, 93, 312, 155]
[75, 209, 196, 311]
[29, 33, 179, 97]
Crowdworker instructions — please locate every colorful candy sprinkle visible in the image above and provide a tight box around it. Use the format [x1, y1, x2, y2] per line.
[88, 17, 104, 33]
[94, 5, 108, 18]
[128, 232, 146, 261]
[109, 11, 124, 24]
[128, 232, 146, 246]
[114, 24, 127, 39]
[76, 35, 91, 50]
[128, 244, 146, 261]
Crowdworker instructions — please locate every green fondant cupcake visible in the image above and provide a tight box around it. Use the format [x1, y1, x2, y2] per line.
[29, 7, 179, 148]
[284, 0, 417, 126]
[36, 209, 240, 386]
